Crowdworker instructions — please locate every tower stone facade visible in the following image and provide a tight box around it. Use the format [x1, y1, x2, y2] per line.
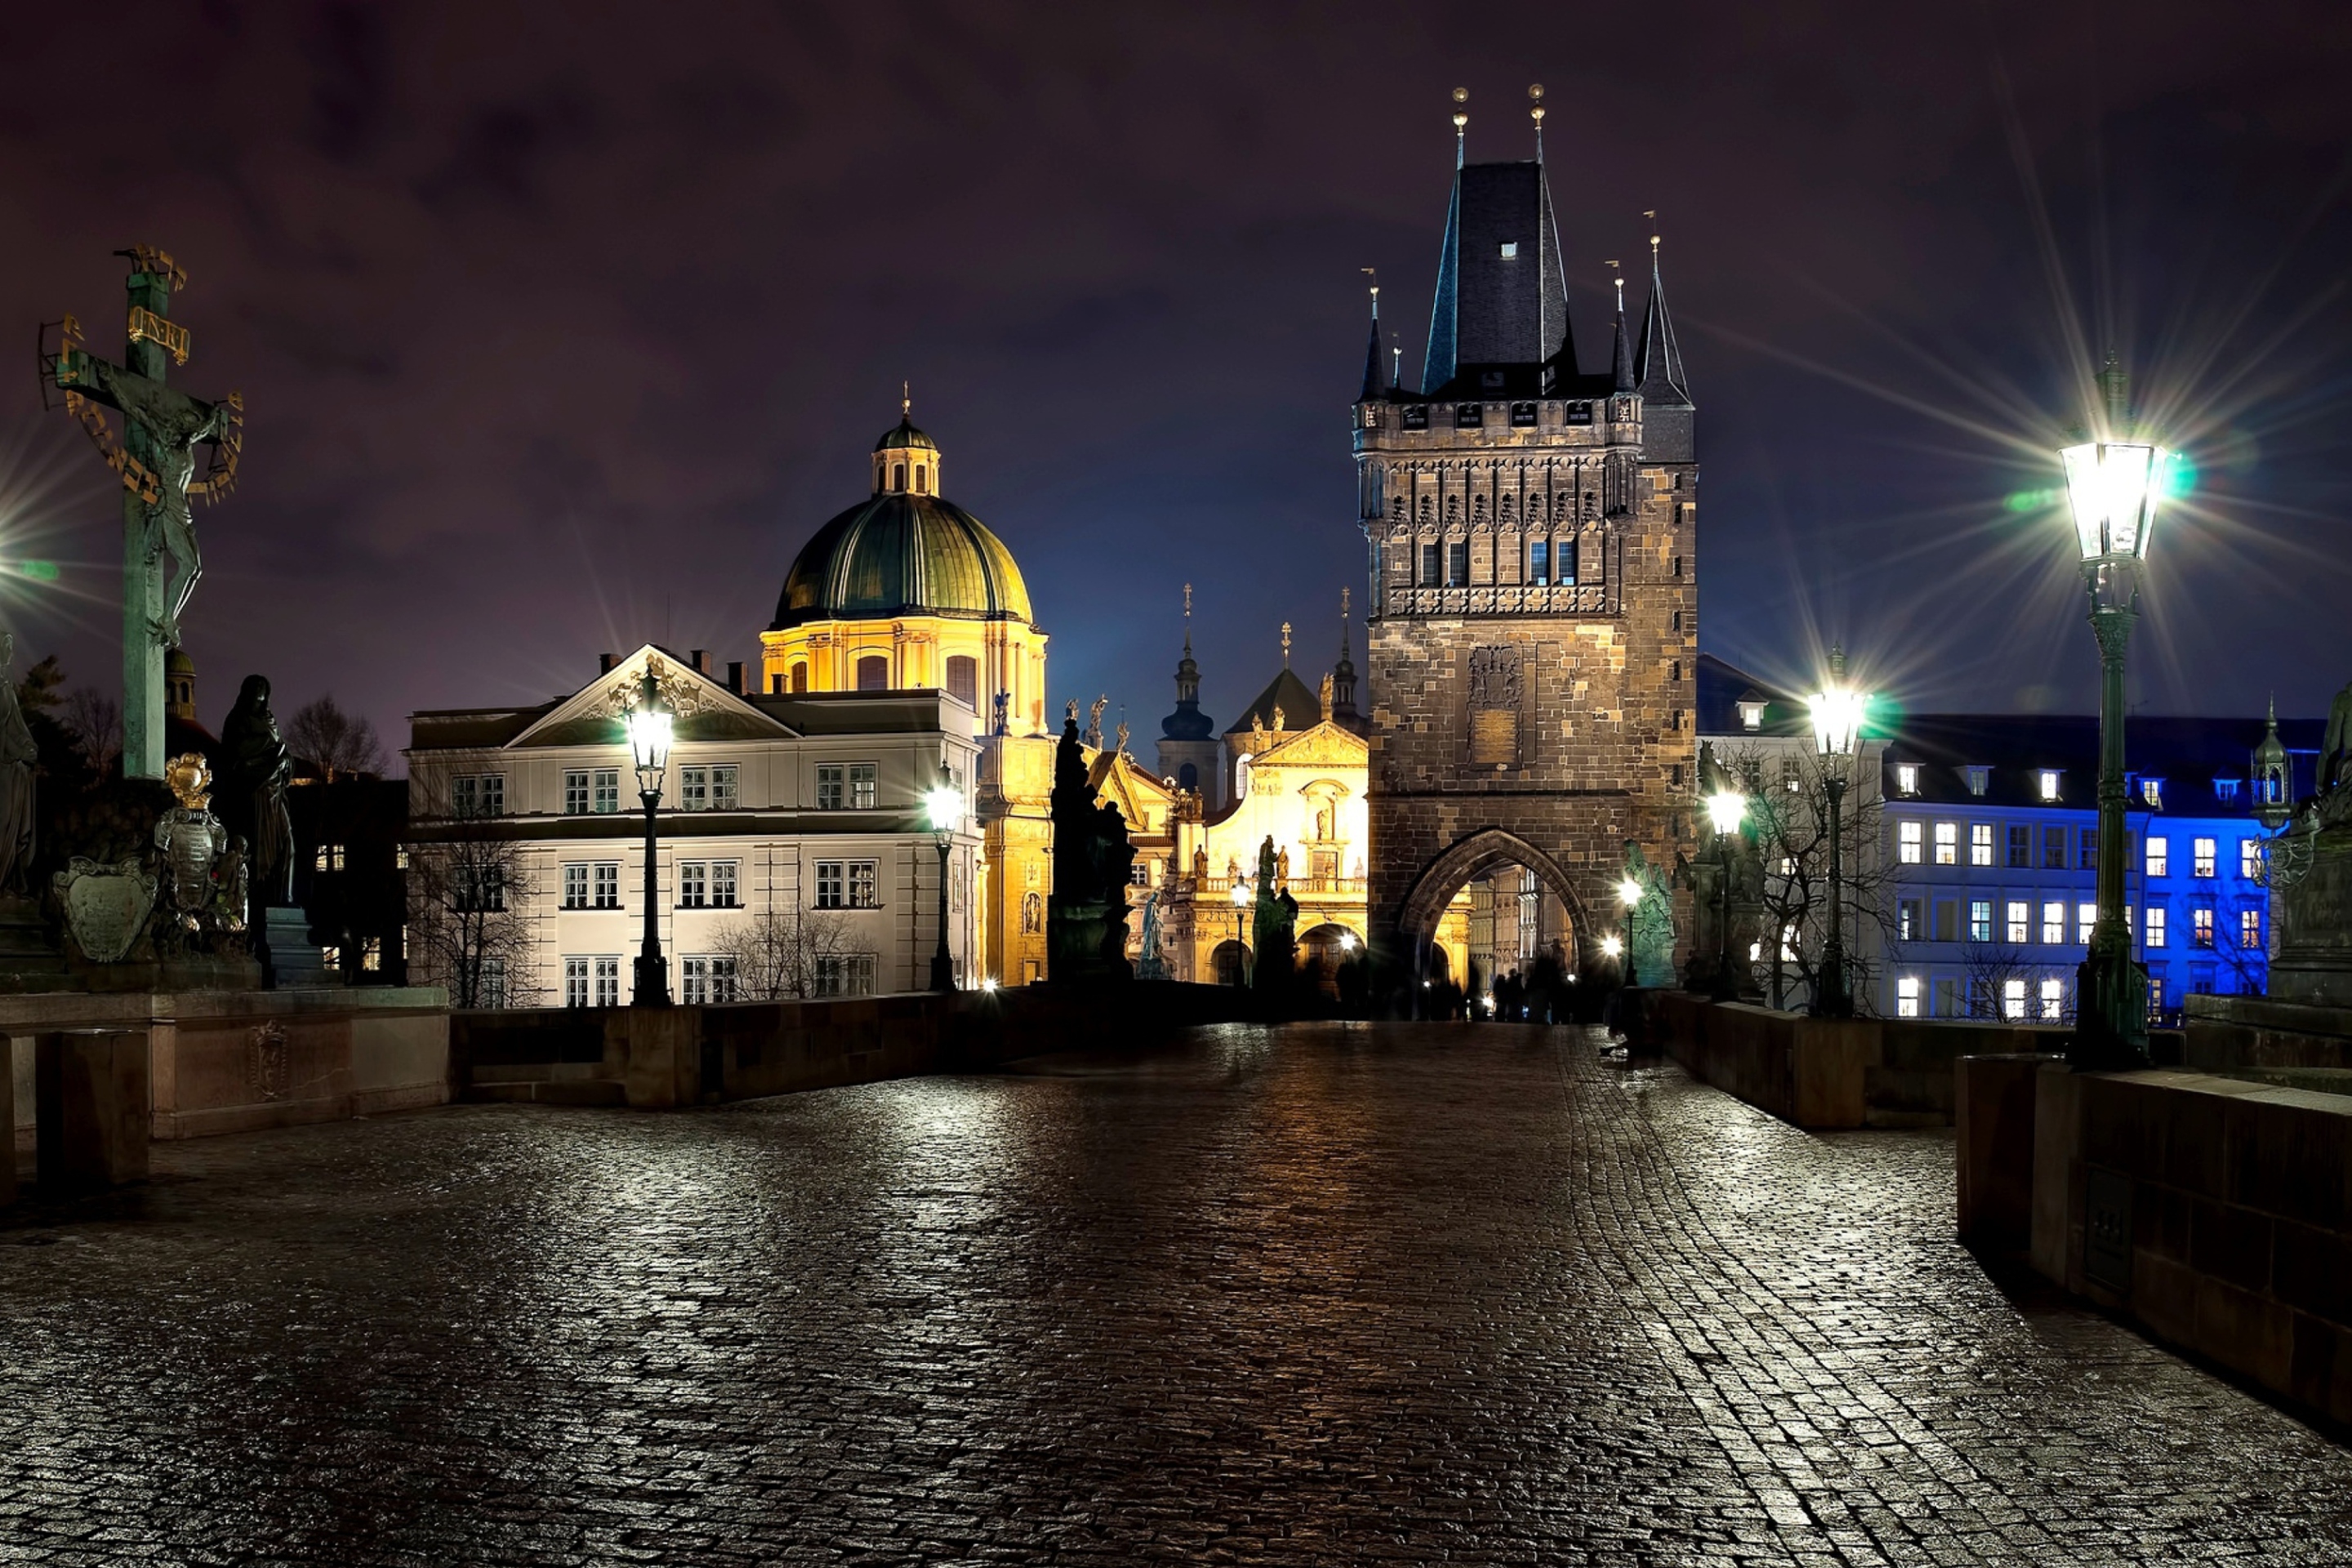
[1356, 128, 1699, 984]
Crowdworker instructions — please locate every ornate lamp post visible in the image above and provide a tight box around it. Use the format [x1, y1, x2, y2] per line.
[625, 670, 675, 1007]
[924, 761, 963, 992]
[1704, 785, 1748, 1002]
[1616, 875, 1644, 987]
[1807, 647, 1869, 1018]
[2062, 366, 2165, 1069]
[1228, 875, 1251, 985]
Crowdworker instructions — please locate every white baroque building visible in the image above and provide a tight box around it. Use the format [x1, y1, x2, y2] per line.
[407, 644, 982, 1006]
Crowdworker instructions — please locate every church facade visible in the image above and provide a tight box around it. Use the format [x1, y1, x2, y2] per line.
[1354, 109, 1699, 984]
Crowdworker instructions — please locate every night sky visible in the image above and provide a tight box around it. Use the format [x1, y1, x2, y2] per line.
[2, 2, 2347, 765]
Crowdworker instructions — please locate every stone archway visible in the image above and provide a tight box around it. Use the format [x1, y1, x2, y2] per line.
[1396, 827, 1588, 948]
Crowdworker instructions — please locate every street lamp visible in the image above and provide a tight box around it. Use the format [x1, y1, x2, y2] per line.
[2061, 364, 2165, 1069]
[625, 669, 675, 1007]
[1616, 875, 1644, 986]
[1228, 875, 1251, 986]
[1807, 646, 1869, 1018]
[1704, 785, 1748, 1002]
[924, 760, 962, 992]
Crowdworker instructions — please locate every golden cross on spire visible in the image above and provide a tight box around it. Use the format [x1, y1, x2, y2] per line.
[901, 380, 911, 417]
[1281, 621, 1292, 666]
[1183, 581, 1192, 617]
[1341, 585, 1350, 617]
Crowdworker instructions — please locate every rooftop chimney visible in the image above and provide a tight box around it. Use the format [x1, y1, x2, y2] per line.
[726, 661, 745, 695]
[598, 653, 617, 675]
[691, 648, 711, 675]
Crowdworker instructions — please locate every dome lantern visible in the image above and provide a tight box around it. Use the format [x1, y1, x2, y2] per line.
[871, 386, 942, 497]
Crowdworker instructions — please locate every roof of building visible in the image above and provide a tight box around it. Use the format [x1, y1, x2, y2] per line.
[872, 415, 937, 453]
[1423, 160, 1575, 398]
[1225, 667, 1322, 737]
[773, 492, 1034, 630]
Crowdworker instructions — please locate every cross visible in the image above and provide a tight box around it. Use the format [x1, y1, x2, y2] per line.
[43, 247, 243, 779]
[1281, 621, 1292, 666]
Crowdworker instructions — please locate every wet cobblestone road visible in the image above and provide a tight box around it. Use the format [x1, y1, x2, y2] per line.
[4, 1022, 2350, 1566]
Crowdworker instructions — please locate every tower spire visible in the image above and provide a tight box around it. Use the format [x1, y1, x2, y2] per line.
[1636, 217, 1692, 407]
[1332, 586, 1361, 729]
[1359, 269, 1383, 401]
[1609, 261, 1634, 393]
[1451, 87, 1468, 169]
[1528, 83, 1545, 159]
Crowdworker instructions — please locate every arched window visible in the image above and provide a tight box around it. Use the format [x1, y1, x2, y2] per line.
[1178, 762, 1199, 791]
[892, 462, 906, 490]
[945, 655, 977, 708]
[875, 461, 884, 490]
[856, 655, 889, 692]
[790, 662, 808, 694]
[914, 463, 928, 494]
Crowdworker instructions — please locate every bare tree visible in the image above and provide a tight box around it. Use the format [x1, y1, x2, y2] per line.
[59, 688, 121, 776]
[287, 694, 387, 780]
[1957, 938, 2035, 1021]
[708, 907, 854, 1000]
[1719, 740, 1900, 1015]
[406, 790, 536, 1009]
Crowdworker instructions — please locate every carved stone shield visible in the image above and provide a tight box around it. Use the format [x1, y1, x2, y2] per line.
[53, 856, 157, 964]
[246, 1021, 289, 1102]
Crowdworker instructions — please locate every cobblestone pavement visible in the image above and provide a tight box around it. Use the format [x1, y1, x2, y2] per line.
[4, 1024, 2350, 1566]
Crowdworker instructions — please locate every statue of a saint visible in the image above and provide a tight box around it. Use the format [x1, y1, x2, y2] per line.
[2322, 679, 2352, 795]
[1192, 845, 1209, 884]
[219, 675, 294, 908]
[1276, 846, 1290, 887]
[0, 635, 35, 893]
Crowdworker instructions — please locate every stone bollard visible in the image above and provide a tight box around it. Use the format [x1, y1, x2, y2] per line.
[34, 1029, 149, 1192]
[0, 1036, 14, 1208]
[1954, 1052, 2052, 1254]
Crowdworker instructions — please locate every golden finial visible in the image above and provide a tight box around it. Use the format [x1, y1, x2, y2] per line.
[901, 380, 911, 418]
[1451, 86, 1468, 158]
[1361, 265, 1379, 308]
[1341, 585, 1351, 617]
[1528, 83, 1545, 127]
[1281, 621, 1292, 666]
[1607, 260, 1624, 312]
[1644, 210, 1659, 252]
[1183, 581, 1192, 616]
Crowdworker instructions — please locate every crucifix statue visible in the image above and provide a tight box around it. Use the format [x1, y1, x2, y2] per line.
[42, 247, 245, 779]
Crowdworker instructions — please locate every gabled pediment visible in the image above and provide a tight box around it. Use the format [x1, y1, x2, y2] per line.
[1086, 747, 1175, 829]
[505, 645, 799, 751]
[1252, 720, 1369, 769]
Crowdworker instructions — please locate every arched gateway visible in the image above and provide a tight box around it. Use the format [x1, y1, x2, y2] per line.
[1392, 829, 1588, 1003]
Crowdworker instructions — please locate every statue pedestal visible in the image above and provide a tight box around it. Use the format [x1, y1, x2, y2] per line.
[261, 906, 329, 990]
[0, 893, 65, 991]
[1047, 900, 1131, 983]
[2272, 826, 2352, 1006]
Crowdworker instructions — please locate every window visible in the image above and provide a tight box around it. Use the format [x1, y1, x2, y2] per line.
[1129, 861, 1151, 887]
[1738, 700, 1766, 732]
[2006, 901, 2030, 944]
[2038, 769, 2062, 802]
[1528, 540, 1549, 585]
[2215, 778, 2241, 805]
[678, 861, 740, 910]
[1933, 822, 1958, 865]
[2193, 837, 2216, 878]
[1446, 541, 1469, 586]
[2077, 902, 2096, 944]
[2192, 907, 2215, 948]
[2240, 908, 2262, 948]
[1420, 542, 1441, 586]
[2003, 978, 2027, 1021]
[320, 944, 341, 973]
[1455, 403, 1483, 429]
[563, 863, 589, 910]
[1969, 900, 1993, 942]
[2140, 778, 2163, 809]
[814, 953, 875, 997]
[2040, 978, 2065, 1020]
[565, 956, 590, 1008]
[1895, 764, 1919, 796]
[1969, 824, 1993, 866]
[892, 461, 905, 489]
[2241, 840, 2263, 880]
[1964, 766, 1991, 797]
[946, 656, 978, 708]
[2042, 827, 2068, 870]
[314, 844, 345, 872]
[817, 762, 878, 810]
[1499, 240, 1520, 258]
[857, 655, 889, 691]
[360, 937, 381, 973]
[564, 770, 590, 814]
[482, 957, 508, 1010]
[594, 862, 619, 911]
[2079, 829, 2097, 871]
[790, 663, 808, 694]
[451, 773, 505, 817]
[1896, 976, 1922, 1018]
[2146, 836, 2169, 878]
[1898, 821, 1922, 864]
[682, 956, 739, 1005]
[396, 846, 410, 871]
[2007, 826, 2030, 868]
[2042, 901, 2065, 945]
[816, 859, 880, 910]
[1936, 979, 1961, 1018]
[679, 764, 739, 812]
[2146, 906, 2167, 948]
[593, 769, 618, 813]
[1898, 899, 1922, 942]
[455, 864, 506, 913]
[2148, 975, 2165, 1016]
[595, 956, 620, 1009]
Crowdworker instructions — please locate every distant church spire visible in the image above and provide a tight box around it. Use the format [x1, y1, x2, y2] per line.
[1359, 270, 1383, 401]
[1161, 582, 1213, 743]
[1636, 220, 1692, 407]
[1610, 262, 1634, 392]
[1331, 586, 1359, 727]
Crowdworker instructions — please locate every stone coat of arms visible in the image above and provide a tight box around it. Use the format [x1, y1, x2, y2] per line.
[53, 857, 157, 964]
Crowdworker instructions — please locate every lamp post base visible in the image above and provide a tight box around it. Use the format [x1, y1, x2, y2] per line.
[633, 952, 671, 1009]
[2070, 948, 2149, 1070]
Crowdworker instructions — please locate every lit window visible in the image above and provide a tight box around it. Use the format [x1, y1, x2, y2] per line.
[1896, 976, 1922, 1018]
[2077, 902, 2096, 944]
[2241, 840, 2262, 880]
[1895, 764, 1920, 795]
[2042, 901, 2065, 945]
[1933, 822, 1958, 865]
[320, 944, 341, 972]
[2192, 907, 2215, 948]
[360, 938, 381, 972]
[314, 844, 345, 872]
[1898, 899, 1921, 941]
[395, 846, 410, 871]
[1499, 241, 1519, 258]
[1898, 821, 1922, 863]
[2038, 770, 2062, 801]
[2146, 906, 2167, 948]
[2148, 975, 2165, 1015]
[2140, 778, 2163, 808]
[2006, 901, 2029, 944]
[2241, 908, 2262, 948]
[2193, 837, 2217, 878]
[2002, 978, 2027, 1020]
[1964, 766, 1990, 796]
[2146, 837, 2169, 878]
[2040, 978, 2065, 1020]
[1969, 900, 1992, 942]
[1969, 824, 1993, 866]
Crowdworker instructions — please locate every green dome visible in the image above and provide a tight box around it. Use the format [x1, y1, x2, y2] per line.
[874, 416, 937, 452]
[772, 493, 1034, 630]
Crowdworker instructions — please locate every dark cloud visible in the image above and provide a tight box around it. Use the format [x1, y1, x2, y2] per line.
[0, 0, 2345, 759]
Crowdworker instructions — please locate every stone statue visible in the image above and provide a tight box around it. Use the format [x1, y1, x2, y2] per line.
[1115, 720, 1129, 755]
[1192, 845, 1209, 884]
[219, 674, 294, 909]
[154, 751, 247, 942]
[2321, 679, 2352, 803]
[1046, 709, 1133, 980]
[1276, 846, 1290, 887]
[1251, 835, 1298, 992]
[1136, 891, 1167, 982]
[1621, 840, 1676, 987]
[0, 634, 36, 894]
[1085, 695, 1107, 750]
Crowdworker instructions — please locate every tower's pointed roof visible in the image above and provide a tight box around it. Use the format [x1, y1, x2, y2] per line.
[1419, 91, 1575, 398]
[1610, 274, 1634, 393]
[1636, 235, 1691, 408]
[1359, 287, 1384, 401]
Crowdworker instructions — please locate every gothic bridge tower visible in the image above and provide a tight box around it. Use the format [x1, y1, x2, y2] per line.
[1356, 87, 1698, 987]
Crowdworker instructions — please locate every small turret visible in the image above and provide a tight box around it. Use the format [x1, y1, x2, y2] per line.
[1330, 587, 1362, 733]
[1155, 584, 1223, 812]
[2254, 697, 2293, 830]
